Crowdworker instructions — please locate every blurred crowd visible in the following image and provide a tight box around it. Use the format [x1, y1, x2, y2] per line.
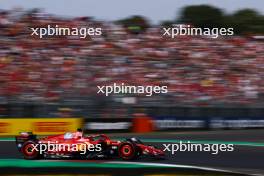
[0, 8, 263, 107]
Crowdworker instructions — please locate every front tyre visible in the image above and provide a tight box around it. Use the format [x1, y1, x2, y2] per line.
[118, 142, 138, 160]
[21, 141, 40, 160]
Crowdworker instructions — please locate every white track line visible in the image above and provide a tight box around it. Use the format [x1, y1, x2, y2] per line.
[0, 140, 14, 142]
[107, 161, 227, 171]
[106, 161, 260, 175]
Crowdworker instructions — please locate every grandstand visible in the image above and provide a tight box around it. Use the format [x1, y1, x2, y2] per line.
[0, 9, 263, 117]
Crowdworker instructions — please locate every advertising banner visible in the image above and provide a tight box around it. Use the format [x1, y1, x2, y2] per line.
[0, 118, 82, 136]
[153, 117, 207, 130]
[152, 116, 264, 130]
[84, 118, 133, 133]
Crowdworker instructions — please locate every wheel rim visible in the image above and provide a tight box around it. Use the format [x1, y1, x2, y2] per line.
[24, 143, 37, 156]
[122, 144, 132, 156]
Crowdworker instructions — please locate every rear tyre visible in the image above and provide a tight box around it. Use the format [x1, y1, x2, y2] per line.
[118, 142, 138, 160]
[21, 141, 40, 160]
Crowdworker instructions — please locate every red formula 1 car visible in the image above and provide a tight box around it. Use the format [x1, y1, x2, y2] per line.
[15, 129, 164, 160]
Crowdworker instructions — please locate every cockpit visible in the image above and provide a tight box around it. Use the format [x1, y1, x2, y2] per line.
[63, 130, 83, 140]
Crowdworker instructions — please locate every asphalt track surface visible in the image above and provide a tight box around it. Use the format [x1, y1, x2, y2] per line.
[0, 129, 264, 175]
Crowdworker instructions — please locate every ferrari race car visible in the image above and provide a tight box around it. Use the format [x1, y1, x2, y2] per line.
[15, 129, 165, 160]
